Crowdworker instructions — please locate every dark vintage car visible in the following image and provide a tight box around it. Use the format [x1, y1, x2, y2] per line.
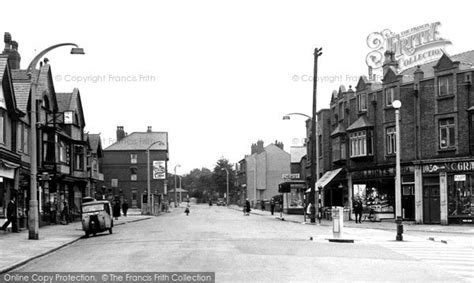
[216, 198, 226, 206]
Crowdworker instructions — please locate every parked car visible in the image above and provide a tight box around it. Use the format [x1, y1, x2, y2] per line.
[216, 198, 226, 206]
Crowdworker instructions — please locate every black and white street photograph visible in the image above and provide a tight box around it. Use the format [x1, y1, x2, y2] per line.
[0, 1, 473, 282]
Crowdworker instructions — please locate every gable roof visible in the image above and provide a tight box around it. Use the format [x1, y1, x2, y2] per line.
[56, 88, 85, 127]
[400, 50, 474, 83]
[87, 134, 103, 157]
[105, 132, 168, 151]
[0, 56, 19, 115]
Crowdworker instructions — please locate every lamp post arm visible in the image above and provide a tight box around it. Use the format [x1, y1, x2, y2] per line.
[26, 43, 80, 73]
[285, 113, 311, 119]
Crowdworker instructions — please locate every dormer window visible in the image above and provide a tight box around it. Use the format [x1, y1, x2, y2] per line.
[358, 93, 367, 112]
[438, 75, 453, 97]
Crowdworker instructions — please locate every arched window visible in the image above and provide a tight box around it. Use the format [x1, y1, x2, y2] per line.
[42, 95, 50, 110]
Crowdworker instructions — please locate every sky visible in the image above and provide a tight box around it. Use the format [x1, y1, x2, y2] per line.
[1, 0, 472, 174]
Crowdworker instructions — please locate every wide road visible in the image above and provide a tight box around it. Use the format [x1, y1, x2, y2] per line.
[16, 204, 464, 282]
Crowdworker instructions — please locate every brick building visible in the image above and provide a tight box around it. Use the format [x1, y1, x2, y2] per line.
[103, 126, 169, 209]
[322, 50, 474, 224]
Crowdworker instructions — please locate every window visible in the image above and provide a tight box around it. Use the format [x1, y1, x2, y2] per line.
[318, 134, 322, 158]
[130, 167, 138, 181]
[386, 126, 396, 154]
[438, 75, 453, 97]
[358, 93, 367, 111]
[332, 136, 346, 162]
[385, 87, 395, 107]
[339, 102, 344, 120]
[349, 130, 373, 157]
[439, 118, 455, 149]
[130, 154, 138, 164]
[23, 126, 29, 154]
[74, 146, 84, 170]
[43, 132, 55, 162]
[0, 110, 5, 144]
[59, 141, 67, 163]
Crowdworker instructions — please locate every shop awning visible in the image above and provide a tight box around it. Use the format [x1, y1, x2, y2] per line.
[306, 168, 343, 193]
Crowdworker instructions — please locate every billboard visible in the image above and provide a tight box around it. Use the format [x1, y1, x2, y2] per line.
[153, 161, 166, 179]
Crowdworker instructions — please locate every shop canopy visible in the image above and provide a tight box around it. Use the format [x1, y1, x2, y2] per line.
[305, 168, 343, 193]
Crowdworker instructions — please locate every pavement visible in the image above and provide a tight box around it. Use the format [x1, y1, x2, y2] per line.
[229, 205, 474, 234]
[0, 208, 152, 274]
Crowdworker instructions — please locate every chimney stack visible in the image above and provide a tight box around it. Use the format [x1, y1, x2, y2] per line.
[256, 140, 264, 154]
[116, 126, 125, 141]
[2, 33, 21, 69]
[275, 140, 284, 150]
[382, 50, 398, 77]
[147, 126, 152, 132]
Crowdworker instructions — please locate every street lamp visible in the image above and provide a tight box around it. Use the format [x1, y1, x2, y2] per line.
[393, 100, 402, 219]
[146, 140, 164, 215]
[312, 47, 322, 224]
[174, 164, 181, 207]
[221, 168, 229, 206]
[27, 43, 84, 240]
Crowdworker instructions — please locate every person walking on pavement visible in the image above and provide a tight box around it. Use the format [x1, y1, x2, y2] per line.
[122, 200, 129, 217]
[244, 198, 251, 216]
[113, 200, 121, 220]
[353, 197, 363, 223]
[260, 200, 265, 211]
[50, 199, 57, 224]
[270, 198, 276, 215]
[61, 201, 70, 225]
[307, 202, 316, 223]
[185, 203, 190, 216]
[1, 197, 18, 232]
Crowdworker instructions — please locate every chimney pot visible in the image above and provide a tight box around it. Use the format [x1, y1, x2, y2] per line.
[147, 126, 152, 132]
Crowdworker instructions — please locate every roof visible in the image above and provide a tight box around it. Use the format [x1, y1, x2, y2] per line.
[290, 146, 306, 163]
[400, 50, 474, 83]
[56, 92, 73, 112]
[105, 132, 168, 151]
[331, 123, 346, 137]
[347, 115, 373, 131]
[88, 134, 101, 152]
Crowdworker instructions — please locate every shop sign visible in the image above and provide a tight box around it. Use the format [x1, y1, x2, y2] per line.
[422, 161, 474, 173]
[282, 173, 300, 180]
[454, 175, 466, 182]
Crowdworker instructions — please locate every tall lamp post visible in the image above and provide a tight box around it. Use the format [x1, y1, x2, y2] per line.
[282, 112, 311, 222]
[222, 168, 229, 206]
[146, 140, 164, 215]
[174, 164, 181, 207]
[27, 43, 84, 240]
[393, 100, 402, 219]
[312, 47, 322, 224]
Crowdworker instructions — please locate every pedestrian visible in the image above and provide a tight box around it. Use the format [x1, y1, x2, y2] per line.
[50, 199, 57, 224]
[113, 200, 121, 220]
[61, 201, 70, 225]
[185, 203, 190, 216]
[1, 197, 17, 232]
[244, 198, 251, 216]
[122, 200, 129, 217]
[270, 198, 276, 215]
[260, 200, 265, 211]
[353, 197, 363, 223]
[307, 202, 316, 223]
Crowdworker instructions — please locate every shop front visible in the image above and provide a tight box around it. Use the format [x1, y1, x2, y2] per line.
[278, 180, 307, 214]
[351, 165, 415, 221]
[419, 159, 474, 224]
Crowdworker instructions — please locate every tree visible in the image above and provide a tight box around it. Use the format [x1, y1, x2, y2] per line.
[213, 158, 235, 203]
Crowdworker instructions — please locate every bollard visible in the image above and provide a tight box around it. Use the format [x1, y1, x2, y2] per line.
[395, 217, 403, 241]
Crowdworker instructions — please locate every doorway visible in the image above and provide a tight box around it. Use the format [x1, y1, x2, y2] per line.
[423, 177, 440, 224]
[402, 184, 415, 220]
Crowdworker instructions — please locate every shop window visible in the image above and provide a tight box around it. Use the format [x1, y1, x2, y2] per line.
[447, 174, 473, 219]
[130, 153, 138, 164]
[353, 183, 394, 213]
[386, 126, 396, 155]
[385, 87, 395, 107]
[439, 118, 455, 149]
[438, 75, 453, 97]
[349, 130, 373, 157]
[358, 93, 367, 112]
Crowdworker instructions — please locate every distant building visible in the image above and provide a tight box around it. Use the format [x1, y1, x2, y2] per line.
[103, 126, 169, 208]
[245, 140, 290, 207]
